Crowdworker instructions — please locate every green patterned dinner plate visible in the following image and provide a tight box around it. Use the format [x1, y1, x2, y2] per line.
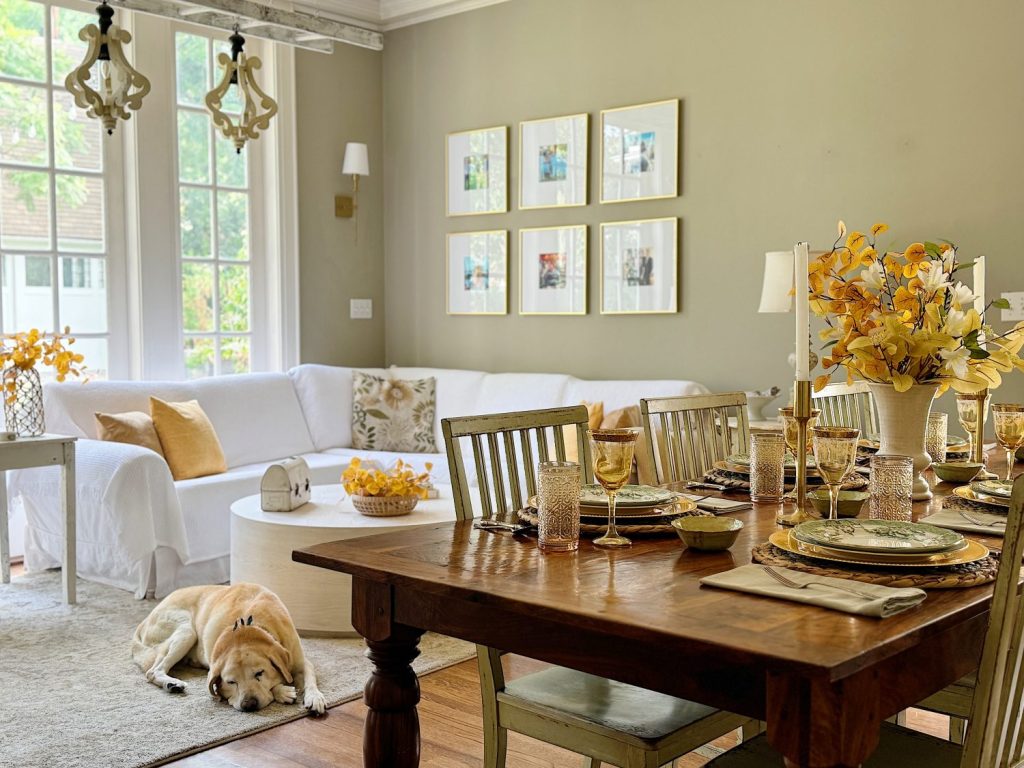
[793, 519, 964, 554]
[972, 480, 1014, 499]
[579, 484, 678, 508]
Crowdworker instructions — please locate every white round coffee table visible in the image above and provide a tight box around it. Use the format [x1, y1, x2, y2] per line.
[231, 484, 456, 637]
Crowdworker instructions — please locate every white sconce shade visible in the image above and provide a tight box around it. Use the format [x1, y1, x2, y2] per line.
[759, 250, 795, 313]
[342, 142, 370, 176]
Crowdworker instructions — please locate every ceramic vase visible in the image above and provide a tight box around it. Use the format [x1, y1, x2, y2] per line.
[867, 382, 938, 501]
[3, 366, 44, 436]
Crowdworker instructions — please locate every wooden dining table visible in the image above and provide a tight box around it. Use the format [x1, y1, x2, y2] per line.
[293, 456, 1019, 768]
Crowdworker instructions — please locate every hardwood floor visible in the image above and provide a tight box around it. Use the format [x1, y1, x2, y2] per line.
[7, 562, 950, 766]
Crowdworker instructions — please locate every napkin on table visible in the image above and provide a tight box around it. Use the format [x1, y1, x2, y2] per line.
[680, 494, 752, 513]
[921, 507, 1005, 536]
[700, 564, 927, 618]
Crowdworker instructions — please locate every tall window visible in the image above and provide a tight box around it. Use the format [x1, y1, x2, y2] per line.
[0, 0, 114, 377]
[174, 31, 252, 379]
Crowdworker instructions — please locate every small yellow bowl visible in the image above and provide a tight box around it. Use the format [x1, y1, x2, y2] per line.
[808, 489, 869, 518]
[932, 462, 983, 484]
[671, 516, 743, 551]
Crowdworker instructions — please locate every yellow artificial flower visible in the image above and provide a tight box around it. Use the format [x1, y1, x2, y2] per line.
[871, 222, 889, 237]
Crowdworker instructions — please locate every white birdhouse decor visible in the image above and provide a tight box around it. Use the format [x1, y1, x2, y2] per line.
[205, 29, 278, 153]
[65, 1, 151, 135]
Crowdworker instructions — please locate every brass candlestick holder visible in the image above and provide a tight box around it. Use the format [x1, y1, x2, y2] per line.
[778, 380, 815, 526]
[972, 388, 998, 480]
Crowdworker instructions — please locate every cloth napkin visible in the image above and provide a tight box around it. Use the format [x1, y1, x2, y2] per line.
[922, 506, 1006, 536]
[680, 493, 752, 513]
[700, 564, 927, 618]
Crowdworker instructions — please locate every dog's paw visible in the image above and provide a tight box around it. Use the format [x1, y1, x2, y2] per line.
[273, 685, 297, 705]
[304, 688, 327, 716]
[164, 680, 186, 694]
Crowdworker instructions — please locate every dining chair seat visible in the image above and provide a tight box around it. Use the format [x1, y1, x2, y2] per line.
[501, 666, 730, 745]
[702, 723, 961, 767]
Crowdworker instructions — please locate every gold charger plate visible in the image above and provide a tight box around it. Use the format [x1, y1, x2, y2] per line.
[768, 530, 990, 569]
[953, 485, 1011, 509]
[526, 496, 696, 519]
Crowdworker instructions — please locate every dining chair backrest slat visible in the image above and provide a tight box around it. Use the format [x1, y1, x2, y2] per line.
[640, 393, 750, 485]
[813, 381, 879, 435]
[961, 474, 1024, 768]
[442, 406, 593, 522]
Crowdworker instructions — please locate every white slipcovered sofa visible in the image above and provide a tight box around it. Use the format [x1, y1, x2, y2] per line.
[10, 364, 708, 598]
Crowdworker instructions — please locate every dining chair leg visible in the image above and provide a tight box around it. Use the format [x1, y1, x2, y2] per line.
[482, 721, 507, 768]
[949, 716, 967, 745]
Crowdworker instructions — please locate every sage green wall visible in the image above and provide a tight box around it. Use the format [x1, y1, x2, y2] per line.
[381, 0, 1024, 412]
[296, 44, 384, 367]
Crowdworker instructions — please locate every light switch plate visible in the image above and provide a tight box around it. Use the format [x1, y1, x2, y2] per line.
[350, 298, 373, 320]
[1001, 292, 1024, 322]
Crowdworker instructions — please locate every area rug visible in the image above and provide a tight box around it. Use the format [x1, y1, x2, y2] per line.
[0, 572, 474, 768]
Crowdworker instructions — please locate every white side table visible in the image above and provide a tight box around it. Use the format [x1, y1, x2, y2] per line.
[0, 434, 76, 603]
[230, 484, 456, 636]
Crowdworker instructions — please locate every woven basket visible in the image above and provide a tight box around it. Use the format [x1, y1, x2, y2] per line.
[351, 494, 419, 517]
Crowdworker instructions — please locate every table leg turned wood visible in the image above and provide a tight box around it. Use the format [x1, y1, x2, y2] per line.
[767, 669, 879, 767]
[61, 442, 76, 605]
[362, 626, 424, 768]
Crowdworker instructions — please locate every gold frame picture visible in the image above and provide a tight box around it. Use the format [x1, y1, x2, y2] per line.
[600, 99, 679, 204]
[446, 126, 508, 217]
[519, 225, 588, 316]
[518, 113, 588, 210]
[446, 230, 508, 315]
[600, 217, 678, 315]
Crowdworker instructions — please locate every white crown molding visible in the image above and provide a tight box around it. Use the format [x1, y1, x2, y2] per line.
[380, 0, 510, 30]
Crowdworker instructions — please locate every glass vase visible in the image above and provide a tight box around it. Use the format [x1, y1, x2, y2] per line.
[3, 366, 45, 436]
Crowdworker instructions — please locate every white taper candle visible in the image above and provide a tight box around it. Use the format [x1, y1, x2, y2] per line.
[794, 241, 810, 381]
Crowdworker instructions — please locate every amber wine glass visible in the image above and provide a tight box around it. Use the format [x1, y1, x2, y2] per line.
[992, 404, 1024, 481]
[956, 392, 990, 461]
[811, 426, 860, 520]
[589, 428, 639, 548]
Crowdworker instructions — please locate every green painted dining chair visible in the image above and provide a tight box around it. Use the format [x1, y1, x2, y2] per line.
[812, 381, 880, 435]
[702, 474, 1024, 768]
[442, 405, 760, 768]
[639, 392, 751, 485]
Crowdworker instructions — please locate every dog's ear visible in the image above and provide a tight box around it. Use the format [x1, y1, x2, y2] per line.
[207, 658, 224, 699]
[267, 643, 293, 685]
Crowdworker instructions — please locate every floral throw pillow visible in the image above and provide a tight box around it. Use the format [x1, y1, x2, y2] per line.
[352, 371, 437, 453]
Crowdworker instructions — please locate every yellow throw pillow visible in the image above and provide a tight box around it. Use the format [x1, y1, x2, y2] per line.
[95, 411, 165, 457]
[149, 397, 227, 481]
[600, 405, 641, 429]
[564, 401, 606, 463]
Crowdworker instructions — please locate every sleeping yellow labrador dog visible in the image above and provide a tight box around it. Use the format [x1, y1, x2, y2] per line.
[132, 582, 326, 714]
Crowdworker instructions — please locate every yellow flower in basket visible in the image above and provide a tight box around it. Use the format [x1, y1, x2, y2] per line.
[808, 223, 1024, 395]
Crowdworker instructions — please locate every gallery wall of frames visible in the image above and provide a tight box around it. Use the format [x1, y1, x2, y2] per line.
[444, 99, 680, 318]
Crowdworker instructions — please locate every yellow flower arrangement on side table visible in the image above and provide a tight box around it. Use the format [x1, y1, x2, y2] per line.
[0, 327, 87, 436]
[342, 457, 434, 517]
[810, 222, 1024, 395]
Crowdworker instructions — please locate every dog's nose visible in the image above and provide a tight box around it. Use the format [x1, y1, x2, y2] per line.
[240, 696, 259, 712]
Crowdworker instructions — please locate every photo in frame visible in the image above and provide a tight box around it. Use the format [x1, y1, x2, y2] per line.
[447, 126, 508, 216]
[600, 99, 679, 204]
[446, 230, 508, 315]
[600, 218, 678, 314]
[519, 113, 588, 209]
[520, 225, 587, 315]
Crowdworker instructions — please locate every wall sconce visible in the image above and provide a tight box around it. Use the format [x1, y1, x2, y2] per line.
[335, 142, 369, 219]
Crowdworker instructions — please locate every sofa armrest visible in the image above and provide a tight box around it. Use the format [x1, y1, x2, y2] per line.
[9, 439, 187, 597]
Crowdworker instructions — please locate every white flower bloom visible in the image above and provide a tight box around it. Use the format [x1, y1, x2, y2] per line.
[860, 261, 885, 292]
[939, 346, 970, 379]
[919, 261, 950, 293]
[941, 246, 957, 271]
[950, 283, 976, 309]
[943, 309, 970, 337]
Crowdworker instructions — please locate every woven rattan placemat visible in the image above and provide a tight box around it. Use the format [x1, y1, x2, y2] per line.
[751, 542, 998, 589]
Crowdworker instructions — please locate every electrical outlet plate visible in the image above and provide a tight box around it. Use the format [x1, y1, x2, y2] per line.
[350, 298, 372, 320]
[1001, 292, 1024, 323]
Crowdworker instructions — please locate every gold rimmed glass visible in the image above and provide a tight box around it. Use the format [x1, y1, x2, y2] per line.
[779, 406, 820, 500]
[956, 391, 990, 463]
[992, 404, 1024, 481]
[589, 428, 639, 549]
[811, 426, 861, 520]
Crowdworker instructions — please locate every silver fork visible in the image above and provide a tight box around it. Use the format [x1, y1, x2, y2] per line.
[761, 565, 879, 600]
[958, 510, 1005, 528]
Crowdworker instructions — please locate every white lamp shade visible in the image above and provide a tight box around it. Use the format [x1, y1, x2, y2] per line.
[758, 250, 795, 313]
[342, 142, 369, 176]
